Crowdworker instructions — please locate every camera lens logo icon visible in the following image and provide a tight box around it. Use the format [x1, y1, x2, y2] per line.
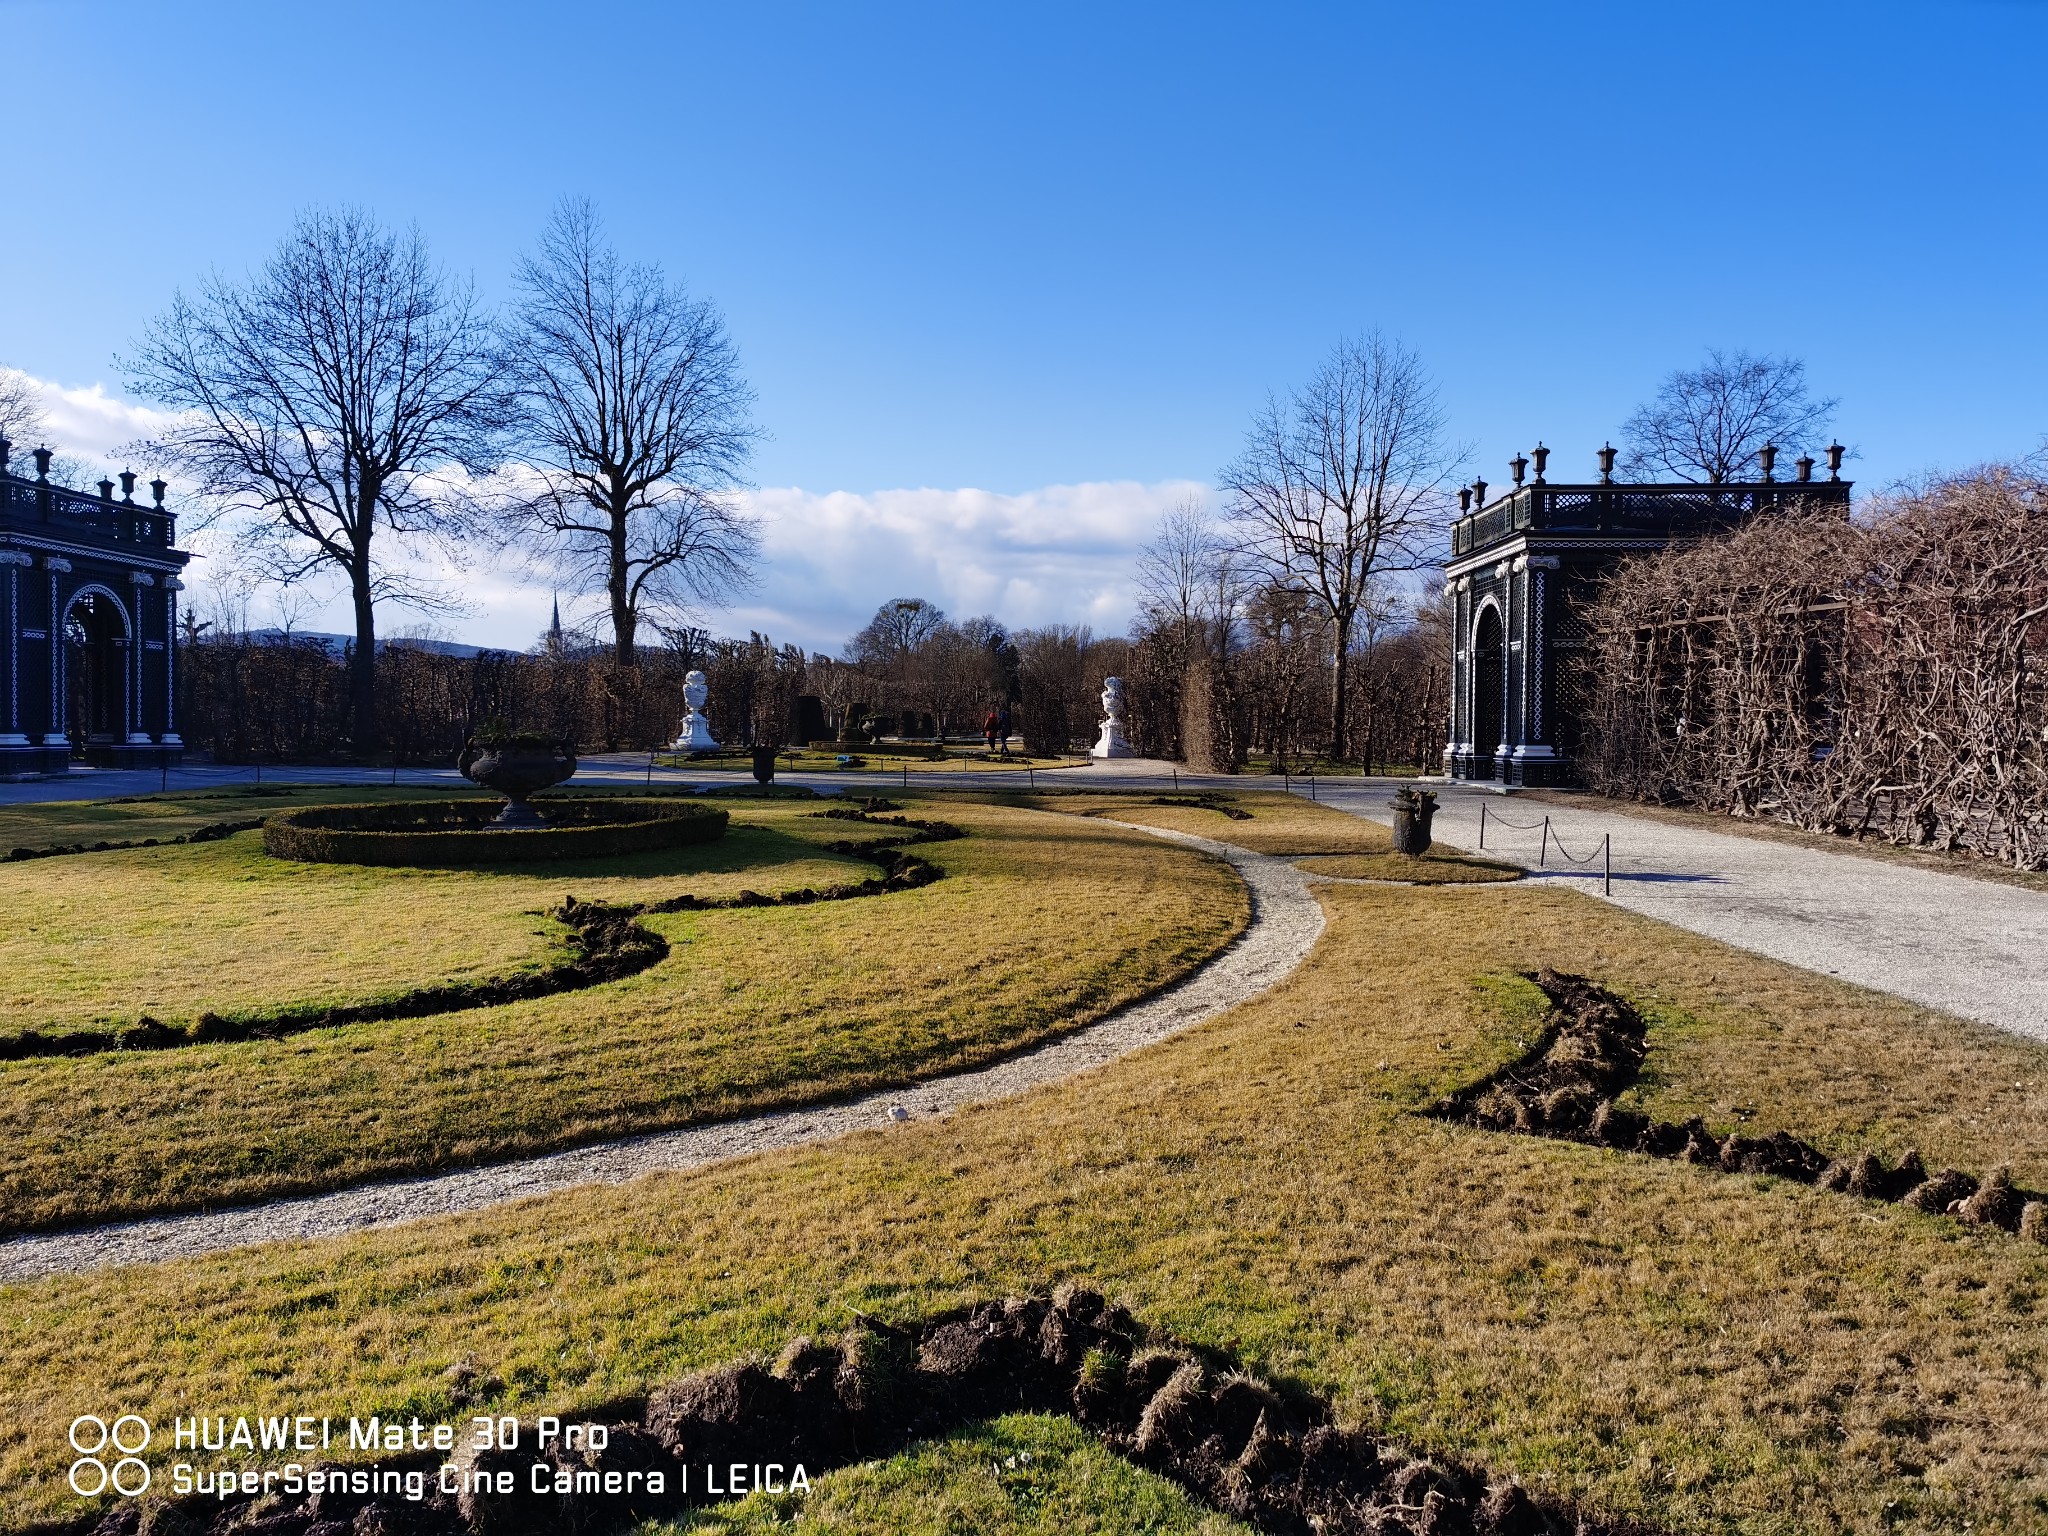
[69, 1416, 150, 1497]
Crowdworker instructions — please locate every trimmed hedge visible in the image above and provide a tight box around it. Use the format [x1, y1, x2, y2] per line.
[262, 797, 729, 867]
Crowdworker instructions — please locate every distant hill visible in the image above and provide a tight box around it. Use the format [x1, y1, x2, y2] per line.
[235, 630, 513, 659]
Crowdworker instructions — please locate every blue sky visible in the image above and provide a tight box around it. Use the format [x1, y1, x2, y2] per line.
[4, 0, 2044, 650]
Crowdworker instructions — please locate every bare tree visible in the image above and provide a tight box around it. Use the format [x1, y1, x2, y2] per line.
[1619, 349, 1837, 483]
[0, 366, 46, 446]
[126, 208, 501, 747]
[504, 200, 761, 668]
[1135, 497, 1223, 635]
[1220, 332, 1461, 758]
[846, 597, 949, 672]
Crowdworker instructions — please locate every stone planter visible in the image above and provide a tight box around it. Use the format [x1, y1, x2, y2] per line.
[456, 739, 578, 827]
[1390, 787, 1438, 855]
[751, 746, 779, 784]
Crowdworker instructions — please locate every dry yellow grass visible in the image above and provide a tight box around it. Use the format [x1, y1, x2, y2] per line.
[1026, 789, 1393, 855]
[0, 799, 1245, 1231]
[1296, 850, 1522, 884]
[5, 876, 2046, 1534]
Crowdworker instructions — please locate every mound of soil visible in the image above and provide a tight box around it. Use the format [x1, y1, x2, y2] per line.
[93, 1287, 1659, 1536]
[1435, 970, 2047, 1240]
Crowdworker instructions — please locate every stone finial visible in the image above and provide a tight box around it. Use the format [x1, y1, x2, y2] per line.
[1472, 477, 1488, 506]
[1458, 487, 1472, 513]
[150, 477, 168, 506]
[1597, 443, 1617, 484]
[1826, 442, 1845, 481]
[1796, 454, 1815, 483]
[0, 438, 10, 476]
[32, 447, 52, 480]
[1531, 443, 1549, 484]
[1758, 442, 1777, 482]
[1509, 452, 1528, 487]
[98, 478, 115, 502]
[119, 470, 137, 502]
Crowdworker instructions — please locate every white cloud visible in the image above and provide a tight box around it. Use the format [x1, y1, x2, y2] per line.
[2, 369, 176, 473]
[3, 370, 1205, 654]
[726, 480, 1209, 653]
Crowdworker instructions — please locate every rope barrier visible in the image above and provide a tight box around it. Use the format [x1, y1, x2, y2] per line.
[1476, 802, 1613, 894]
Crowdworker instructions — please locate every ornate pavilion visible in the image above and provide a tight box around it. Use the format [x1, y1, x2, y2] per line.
[1444, 441, 1850, 786]
[0, 440, 191, 777]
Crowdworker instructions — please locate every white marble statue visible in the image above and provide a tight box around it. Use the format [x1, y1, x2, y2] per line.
[1091, 675, 1133, 759]
[672, 669, 720, 750]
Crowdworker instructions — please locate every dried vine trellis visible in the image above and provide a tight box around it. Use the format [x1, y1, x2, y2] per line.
[1576, 466, 2048, 868]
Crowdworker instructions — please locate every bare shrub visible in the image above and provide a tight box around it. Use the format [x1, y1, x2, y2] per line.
[1579, 465, 2048, 867]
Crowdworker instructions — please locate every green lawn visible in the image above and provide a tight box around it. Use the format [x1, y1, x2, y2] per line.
[0, 810, 872, 1036]
[657, 1415, 1248, 1535]
[0, 795, 1246, 1231]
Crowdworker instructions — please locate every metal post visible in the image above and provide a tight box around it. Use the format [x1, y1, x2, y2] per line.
[1604, 834, 1612, 896]
[1478, 801, 1487, 848]
[1309, 772, 1316, 802]
[902, 761, 908, 790]
[1029, 766, 1035, 790]
[646, 752, 654, 786]
[1539, 818, 1550, 866]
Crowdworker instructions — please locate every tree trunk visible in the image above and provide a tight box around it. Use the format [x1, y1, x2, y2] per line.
[349, 560, 379, 754]
[1330, 610, 1353, 763]
[608, 494, 637, 668]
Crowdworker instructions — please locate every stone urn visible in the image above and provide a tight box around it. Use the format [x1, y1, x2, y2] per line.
[672, 669, 719, 751]
[457, 735, 578, 827]
[1390, 787, 1438, 855]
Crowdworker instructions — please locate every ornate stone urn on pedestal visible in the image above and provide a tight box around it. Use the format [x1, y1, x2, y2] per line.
[1389, 787, 1438, 855]
[672, 669, 720, 751]
[457, 734, 578, 827]
[1091, 676, 1134, 759]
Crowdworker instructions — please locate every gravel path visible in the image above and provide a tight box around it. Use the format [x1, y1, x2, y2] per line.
[0, 825, 1322, 1283]
[1315, 780, 2048, 1042]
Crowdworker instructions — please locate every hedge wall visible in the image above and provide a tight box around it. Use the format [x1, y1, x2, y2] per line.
[262, 798, 729, 867]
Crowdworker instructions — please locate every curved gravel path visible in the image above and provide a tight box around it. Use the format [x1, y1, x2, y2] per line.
[0, 825, 1321, 1283]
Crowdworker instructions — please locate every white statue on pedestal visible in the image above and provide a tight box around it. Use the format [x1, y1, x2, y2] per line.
[1091, 675, 1133, 759]
[672, 669, 719, 750]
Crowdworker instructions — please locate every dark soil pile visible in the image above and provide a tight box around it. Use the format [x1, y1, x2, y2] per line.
[1434, 969, 2047, 1240]
[87, 1287, 1661, 1536]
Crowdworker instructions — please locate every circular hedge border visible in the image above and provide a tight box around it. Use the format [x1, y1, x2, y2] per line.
[262, 797, 730, 867]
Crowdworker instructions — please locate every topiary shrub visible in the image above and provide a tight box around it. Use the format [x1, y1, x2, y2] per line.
[263, 797, 728, 867]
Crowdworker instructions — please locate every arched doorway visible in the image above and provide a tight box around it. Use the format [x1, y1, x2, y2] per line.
[1473, 603, 1505, 777]
[65, 591, 128, 748]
